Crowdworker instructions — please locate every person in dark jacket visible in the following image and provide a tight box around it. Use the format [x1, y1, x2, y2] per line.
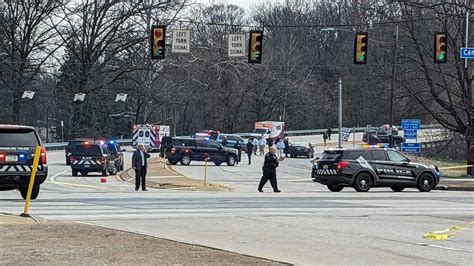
[221, 136, 228, 147]
[283, 138, 290, 157]
[266, 138, 273, 150]
[246, 139, 254, 165]
[258, 146, 281, 193]
[132, 144, 150, 191]
[235, 141, 242, 165]
[326, 128, 332, 140]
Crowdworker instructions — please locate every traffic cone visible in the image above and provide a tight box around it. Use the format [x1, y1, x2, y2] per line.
[100, 178, 107, 183]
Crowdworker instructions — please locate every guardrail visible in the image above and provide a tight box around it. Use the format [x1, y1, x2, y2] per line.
[235, 124, 443, 137]
[43, 139, 132, 151]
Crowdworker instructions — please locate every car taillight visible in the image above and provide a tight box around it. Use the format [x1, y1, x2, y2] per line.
[40, 147, 47, 164]
[171, 148, 177, 153]
[0, 152, 5, 162]
[101, 156, 106, 163]
[70, 156, 75, 161]
[337, 161, 349, 172]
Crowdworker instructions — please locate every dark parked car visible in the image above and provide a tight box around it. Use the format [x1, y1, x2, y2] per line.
[0, 125, 48, 199]
[312, 147, 440, 192]
[289, 142, 314, 158]
[362, 126, 404, 147]
[216, 134, 248, 153]
[167, 137, 238, 166]
[106, 140, 125, 171]
[70, 143, 116, 176]
[65, 139, 93, 165]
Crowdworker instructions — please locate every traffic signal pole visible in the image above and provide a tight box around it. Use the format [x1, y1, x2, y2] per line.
[338, 78, 342, 148]
[389, 26, 399, 148]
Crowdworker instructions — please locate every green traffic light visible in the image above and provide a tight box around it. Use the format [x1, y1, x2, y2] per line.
[439, 53, 445, 60]
[359, 55, 365, 62]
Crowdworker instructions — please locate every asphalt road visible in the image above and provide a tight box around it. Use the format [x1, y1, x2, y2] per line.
[1, 140, 473, 265]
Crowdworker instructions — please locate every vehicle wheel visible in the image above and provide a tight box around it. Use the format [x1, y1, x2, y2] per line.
[109, 168, 117, 175]
[19, 185, 40, 200]
[390, 185, 405, 192]
[214, 162, 222, 166]
[226, 155, 236, 166]
[72, 169, 78, 177]
[180, 155, 191, 166]
[102, 169, 108, 177]
[353, 172, 373, 192]
[66, 159, 70, 166]
[417, 173, 435, 192]
[327, 185, 344, 192]
[307, 153, 310, 158]
[80, 171, 88, 176]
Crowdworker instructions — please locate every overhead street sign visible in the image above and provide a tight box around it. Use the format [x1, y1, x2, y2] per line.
[228, 33, 246, 57]
[171, 29, 190, 54]
[401, 143, 421, 153]
[401, 119, 420, 130]
[460, 47, 474, 59]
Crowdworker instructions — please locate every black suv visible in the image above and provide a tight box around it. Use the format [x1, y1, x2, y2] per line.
[167, 137, 238, 166]
[0, 125, 48, 199]
[65, 139, 92, 165]
[312, 147, 440, 192]
[70, 143, 116, 176]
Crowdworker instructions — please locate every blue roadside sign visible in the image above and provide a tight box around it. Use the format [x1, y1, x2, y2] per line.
[460, 48, 474, 59]
[402, 143, 421, 153]
[401, 119, 421, 130]
[403, 129, 418, 140]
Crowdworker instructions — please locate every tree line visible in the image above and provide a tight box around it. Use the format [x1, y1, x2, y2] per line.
[0, 0, 472, 168]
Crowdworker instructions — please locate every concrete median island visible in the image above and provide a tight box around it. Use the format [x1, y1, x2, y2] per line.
[118, 157, 230, 191]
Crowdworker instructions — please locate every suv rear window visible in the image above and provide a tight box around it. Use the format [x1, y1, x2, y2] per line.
[341, 151, 364, 160]
[0, 129, 39, 146]
[370, 150, 387, 161]
[320, 150, 343, 160]
[67, 141, 84, 149]
[172, 138, 194, 147]
[72, 145, 103, 155]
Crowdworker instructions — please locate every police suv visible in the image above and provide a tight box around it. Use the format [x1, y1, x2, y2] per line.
[0, 125, 48, 199]
[69, 142, 116, 176]
[312, 147, 441, 192]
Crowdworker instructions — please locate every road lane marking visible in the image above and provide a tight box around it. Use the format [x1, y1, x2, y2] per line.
[47, 170, 117, 191]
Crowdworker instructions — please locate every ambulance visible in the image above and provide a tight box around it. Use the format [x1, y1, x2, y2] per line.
[132, 124, 170, 151]
[252, 121, 285, 140]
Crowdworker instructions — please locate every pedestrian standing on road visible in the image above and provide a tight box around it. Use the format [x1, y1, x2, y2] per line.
[258, 137, 266, 155]
[252, 137, 259, 155]
[323, 132, 328, 146]
[258, 146, 281, 193]
[246, 139, 254, 165]
[267, 137, 273, 150]
[235, 141, 242, 165]
[277, 139, 285, 158]
[326, 128, 332, 140]
[284, 138, 290, 157]
[132, 144, 150, 191]
[222, 136, 228, 148]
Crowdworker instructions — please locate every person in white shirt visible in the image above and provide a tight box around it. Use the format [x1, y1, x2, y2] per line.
[258, 137, 266, 155]
[252, 137, 259, 155]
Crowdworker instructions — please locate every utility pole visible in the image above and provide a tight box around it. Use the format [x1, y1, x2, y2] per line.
[338, 78, 342, 148]
[388, 25, 399, 148]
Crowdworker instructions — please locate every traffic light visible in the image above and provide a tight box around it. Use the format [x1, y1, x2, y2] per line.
[151, 25, 166, 60]
[248, 30, 263, 64]
[434, 32, 447, 63]
[354, 33, 368, 64]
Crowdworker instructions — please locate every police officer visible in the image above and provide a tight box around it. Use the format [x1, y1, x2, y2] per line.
[258, 146, 281, 193]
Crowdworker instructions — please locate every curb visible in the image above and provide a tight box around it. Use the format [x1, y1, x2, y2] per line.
[435, 185, 474, 191]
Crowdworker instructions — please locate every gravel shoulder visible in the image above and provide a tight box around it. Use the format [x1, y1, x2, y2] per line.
[0, 220, 286, 265]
